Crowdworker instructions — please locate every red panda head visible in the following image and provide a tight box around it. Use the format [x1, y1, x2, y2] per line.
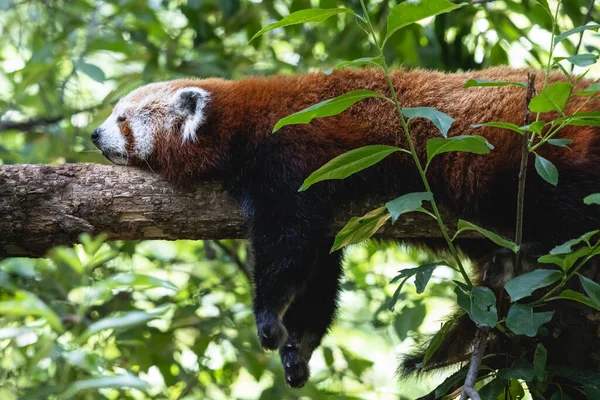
[93, 79, 223, 181]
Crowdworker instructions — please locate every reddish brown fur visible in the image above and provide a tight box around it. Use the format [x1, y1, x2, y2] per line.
[143, 67, 599, 206]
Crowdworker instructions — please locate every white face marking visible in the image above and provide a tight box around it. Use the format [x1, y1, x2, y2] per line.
[94, 81, 211, 165]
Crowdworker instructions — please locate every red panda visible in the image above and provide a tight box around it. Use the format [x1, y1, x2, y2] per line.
[93, 67, 600, 390]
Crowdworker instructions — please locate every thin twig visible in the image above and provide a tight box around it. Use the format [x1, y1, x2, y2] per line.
[212, 240, 253, 283]
[572, 0, 596, 73]
[514, 73, 537, 267]
[0, 104, 106, 133]
[459, 328, 490, 400]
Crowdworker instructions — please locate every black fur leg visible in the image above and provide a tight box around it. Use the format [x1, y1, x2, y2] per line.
[248, 191, 332, 352]
[279, 241, 343, 388]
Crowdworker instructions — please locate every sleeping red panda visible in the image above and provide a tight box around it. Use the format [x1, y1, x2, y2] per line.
[93, 67, 600, 390]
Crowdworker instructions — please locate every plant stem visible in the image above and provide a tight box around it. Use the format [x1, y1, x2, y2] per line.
[359, 0, 472, 286]
[459, 328, 489, 400]
[514, 73, 537, 267]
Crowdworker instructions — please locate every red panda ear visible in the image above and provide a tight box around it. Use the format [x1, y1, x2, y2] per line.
[172, 87, 210, 142]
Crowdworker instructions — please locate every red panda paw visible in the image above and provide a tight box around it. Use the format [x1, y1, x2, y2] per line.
[257, 312, 288, 350]
[280, 344, 310, 388]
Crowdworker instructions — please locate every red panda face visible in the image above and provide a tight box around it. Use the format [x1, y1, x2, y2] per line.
[93, 81, 210, 169]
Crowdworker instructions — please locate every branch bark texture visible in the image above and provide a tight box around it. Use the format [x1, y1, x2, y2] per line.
[0, 163, 480, 257]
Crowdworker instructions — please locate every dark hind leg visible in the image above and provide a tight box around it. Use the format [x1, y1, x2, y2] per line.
[278, 240, 343, 388]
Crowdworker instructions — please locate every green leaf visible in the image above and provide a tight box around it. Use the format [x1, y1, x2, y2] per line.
[0, 291, 63, 333]
[557, 289, 600, 310]
[274, 90, 389, 132]
[103, 273, 177, 291]
[414, 261, 445, 294]
[521, 120, 546, 134]
[386, 0, 463, 42]
[423, 318, 456, 365]
[75, 61, 106, 83]
[463, 79, 527, 88]
[393, 301, 426, 340]
[402, 107, 455, 137]
[506, 303, 553, 337]
[331, 207, 390, 252]
[324, 56, 383, 74]
[300, 145, 402, 191]
[576, 83, 600, 96]
[538, 246, 591, 271]
[78, 306, 168, 343]
[456, 220, 519, 252]
[555, 54, 598, 67]
[479, 377, 507, 399]
[498, 359, 535, 382]
[455, 286, 498, 328]
[550, 230, 598, 254]
[580, 275, 600, 307]
[426, 135, 493, 164]
[553, 24, 600, 45]
[547, 138, 573, 148]
[528, 82, 572, 113]
[585, 193, 600, 205]
[504, 269, 562, 302]
[471, 121, 523, 135]
[63, 374, 150, 399]
[534, 343, 547, 381]
[250, 8, 355, 41]
[385, 192, 433, 223]
[534, 153, 558, 186]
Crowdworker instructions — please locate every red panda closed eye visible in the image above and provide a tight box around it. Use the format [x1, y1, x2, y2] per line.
[94, 66, 600, 389]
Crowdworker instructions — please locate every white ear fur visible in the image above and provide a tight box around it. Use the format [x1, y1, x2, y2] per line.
[173, 87, 210, 142]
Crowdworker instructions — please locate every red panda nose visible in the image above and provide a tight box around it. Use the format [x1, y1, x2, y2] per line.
[91, 128, 102, 143]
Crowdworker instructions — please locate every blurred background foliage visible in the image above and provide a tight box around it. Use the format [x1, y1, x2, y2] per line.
[0, 0, 598, 398]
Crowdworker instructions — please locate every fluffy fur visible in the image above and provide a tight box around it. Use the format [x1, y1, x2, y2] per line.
[94, 67, 600, 389]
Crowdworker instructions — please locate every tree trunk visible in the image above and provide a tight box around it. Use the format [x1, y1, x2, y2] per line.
[0, 163, 480, 257]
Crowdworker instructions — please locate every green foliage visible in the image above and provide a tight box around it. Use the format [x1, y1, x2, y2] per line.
[272, 90, 390, 133]
[455, 285, 498, 328]
[385, 191, 433, 224]
[401, 107, 455, 138]
[299, 145, 404, 191]
[504, 269, 563, 302]
[331, 206, 391, 252]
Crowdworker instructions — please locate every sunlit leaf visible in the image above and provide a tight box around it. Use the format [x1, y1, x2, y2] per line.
[538, 246, 592, 271]
[331, 207, 390, 252]
[386, 0, 463, 42]
[555, 54, 598, 67]
[402, 107, 455, 137]
[528, 82, 572, 113]
[63, 374, 150, 398]
[299, 145, 403, 191]
[463, 79, 527, 88]
[426, 135, 494, 164]
[324, 56, 384, 74]
[471, 121, 523, 135]
[576, 83, 600, 96]
[251, 8, 355, 41]
[274, 90, 389, 132]
[75, 61, 106, 83]
[553, 24, 600, 45]
[0, 291, 63, 333]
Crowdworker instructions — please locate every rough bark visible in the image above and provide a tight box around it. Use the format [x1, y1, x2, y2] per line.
[0, 163, 480, 257]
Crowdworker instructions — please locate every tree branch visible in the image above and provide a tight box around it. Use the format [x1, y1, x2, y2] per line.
[0, 163, 485, 257]
[0, 105, 105, 133]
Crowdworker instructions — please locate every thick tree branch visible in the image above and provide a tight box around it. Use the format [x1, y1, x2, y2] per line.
[0, 163, 483, 257]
